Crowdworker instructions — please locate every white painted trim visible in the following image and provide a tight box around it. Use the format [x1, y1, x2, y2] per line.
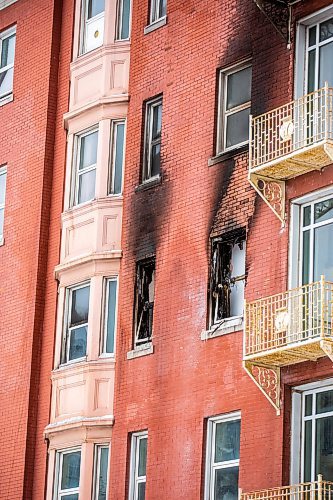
[291, 378, 333, 483]
[53, 448, 81, 500]
[216, 61, 252, 155]
[116, 0, 132, 40]
[0, 0, 18, 10]
[92, 443, 110, 500]
[204, 411, 241, 500]
[129, 431, 148, 500]
[289, 186, 333, 289]
[101, 277, 118, 356]
[144, 15, 167, 35]
[201, 317, 243, 341]
[127, 343, 154, 360]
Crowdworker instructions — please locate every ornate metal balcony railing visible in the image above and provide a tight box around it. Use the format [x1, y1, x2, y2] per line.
[243, 277, 333, 413]
[241, 476, 333, 500]
[249, 85, 333, 223]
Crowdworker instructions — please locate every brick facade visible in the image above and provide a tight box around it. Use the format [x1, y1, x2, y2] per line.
[109, 0, 333, 498]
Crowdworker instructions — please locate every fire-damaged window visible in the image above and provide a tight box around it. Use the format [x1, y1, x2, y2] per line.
[209, 233, 246, 327]
[134, 258, 155, 346]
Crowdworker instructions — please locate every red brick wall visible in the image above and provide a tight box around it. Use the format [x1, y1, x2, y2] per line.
[109, 0, 333, 498]
[0, 1, 67, 497]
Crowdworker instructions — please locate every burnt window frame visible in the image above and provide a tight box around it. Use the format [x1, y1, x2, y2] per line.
[142, 96, 163, 183]
[133, 257, 156, 347]
[209, 231, 246, 328]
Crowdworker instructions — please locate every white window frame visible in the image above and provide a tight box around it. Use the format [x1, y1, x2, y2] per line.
[0, 26, 16, 101]
[129, 431, 148, 500]
[109, 120, 126, 195]
[72, 126, 98, 207]
[142, 96, 162, 182]
[62, 282, 90, 365]
[204, 411, 241, 500]
[100, 277, 118, 357]
[216, 61, 251, 155]
[116, 0, 131, 41]
[92, 444, 110, 500]
[54, 448, 81, 500]
[295, 5, 333, 98]
[149, 0, 166, 25]
[80, 0, 105, 54]
[0, 165, 7, 245]
[289, 186, 333, 289]
[291, 378, 333, 483]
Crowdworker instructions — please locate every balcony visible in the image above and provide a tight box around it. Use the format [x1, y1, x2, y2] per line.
[249, 85, 333, 222]
[243, 278, 333, 413]
[241, 476, 333, 500]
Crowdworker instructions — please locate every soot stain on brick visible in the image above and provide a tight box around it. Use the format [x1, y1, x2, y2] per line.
[209, 158, 236, 237]
[128, 174, 172, 261]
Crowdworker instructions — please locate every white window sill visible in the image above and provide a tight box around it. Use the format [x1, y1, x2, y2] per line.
[0, 236, 4, 246]
[144, 16, 167, 35]
[127, 343, 154, 359]
[57, 356, 87, 369]
[0, 93, 13, 107]
[99, 352, 115, 360]
[135, 175, 161, 192]
[201, 316, 243, 341]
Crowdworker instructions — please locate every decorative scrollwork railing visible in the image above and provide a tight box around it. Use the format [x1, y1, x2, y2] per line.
[244, 277, 333, 357]
[241, 476, 333, 500]
[250, 85, 333, 171]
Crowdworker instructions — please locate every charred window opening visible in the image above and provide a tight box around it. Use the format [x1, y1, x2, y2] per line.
[134, 258, 155, 346]
[209, 232, 246, 326]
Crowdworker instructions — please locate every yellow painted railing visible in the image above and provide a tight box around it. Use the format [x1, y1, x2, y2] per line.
[241, 476, 333, 500]
[249, 85, 333, 171]
[244, 277, 333, 358]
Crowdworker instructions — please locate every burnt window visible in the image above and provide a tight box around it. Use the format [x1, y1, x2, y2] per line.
[209, 234, 246, 326]
[134, 258, 155, 346]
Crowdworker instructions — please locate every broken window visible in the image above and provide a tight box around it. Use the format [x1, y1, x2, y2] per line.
[209, 233, 246, 326]
[134, 258, 155, 346]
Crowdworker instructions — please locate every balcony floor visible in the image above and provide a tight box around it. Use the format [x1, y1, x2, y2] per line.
[244, 336, 333, 367]
[250, 140, 333, 181]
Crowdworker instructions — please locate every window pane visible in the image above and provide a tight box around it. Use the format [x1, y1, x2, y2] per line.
[97, 447, 109, 500]
[88, 0, 105, 18]
[1, 34, 15, 68]
[79, 131, 98, 169]
[307, 49, 316, 93]
[112, 123, 124, 194]
[319, 42, 333, 88]
[305, 394, 313, 416]
[69, 326, 87, 360]
[152, 104, 162, 140]
[105, 280, 117, 353]
[309, 25, 317, 47]
[315, 416, 333, 480]
[119, 0, 131, 39]
[0, 171, 7, 205]
[62, 495, 79, 500]
[61, 452, 81, 489]
[304, 420, 312, 482]
[316, 390, 333, 414]
[303, 205, 311, 227]
[231, 242, 245, 278]
[314, 198, 333, 223]
[0, 67, 14, 96]
[71, 286, 90, 326]
[226, 108, 250, 148]
[158, 0, 167, 19]
[78, 168, 96, 204]
[138, 482, 146, 500]
[314, 223, 333, 281]
[215, 420, 240, 463]
[138, 438, 147, 477]
[320, 17, 333, 42]
[0, 207, 4, 237]
[230, 280, 244, 317]
[214, 467, 239, 500]
[226, 67, 252, 110]
[150, 143, 160, 177]
[302, 230, 310, 285]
